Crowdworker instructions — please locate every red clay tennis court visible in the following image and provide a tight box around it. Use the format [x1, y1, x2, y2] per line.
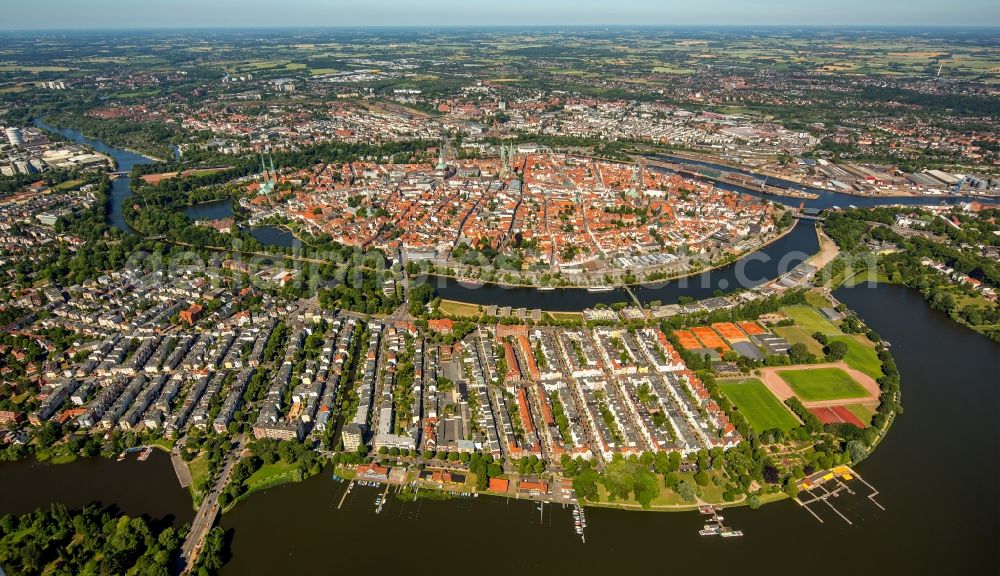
[738, 321, 767, 336]
[673, 330, 702, 350]
[808, 406, 865, 428]
[712, 322, 748, 342]
[691, 326, 729, 351]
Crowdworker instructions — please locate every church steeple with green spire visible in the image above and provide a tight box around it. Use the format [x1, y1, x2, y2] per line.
[259, 152, 277, 195]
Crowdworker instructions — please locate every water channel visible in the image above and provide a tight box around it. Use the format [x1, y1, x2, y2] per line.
[13, 124, 997, 574]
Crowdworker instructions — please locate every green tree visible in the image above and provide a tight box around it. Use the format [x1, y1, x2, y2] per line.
[676, 480, 698, 503]
[824, 340, 849, 362]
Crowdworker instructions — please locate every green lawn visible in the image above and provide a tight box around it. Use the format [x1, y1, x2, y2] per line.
[719, 378, 800, 432]
[592, 470, 729, 507]
[53, 179, 84, 191]
[546, 311, 584, 322]
[778, 368, 869, 402]
[438, 299, 481, 317]
[842, 270, 890, 287]
[773, 325, 825, 356]
[151, 437, 175, 450]
[782, 305, 842, 336]
[245, 460, 300, 491]
[42, 452, 77, 464]
[845, 403, 875, 426]
[828, 335, 883, 379]
[804, 291, 831, 309]
[334, 465, 358, 480]
[188, 456, 209, 487]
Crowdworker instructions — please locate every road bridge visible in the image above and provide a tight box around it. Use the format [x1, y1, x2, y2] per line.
[176, 436, 245, 573]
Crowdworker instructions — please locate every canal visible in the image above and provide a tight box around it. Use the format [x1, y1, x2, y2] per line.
[432, 220, 819, 310]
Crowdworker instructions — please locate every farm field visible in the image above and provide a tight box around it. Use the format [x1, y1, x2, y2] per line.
[719, 378, 800, 432]
[778, 367, 870, 402]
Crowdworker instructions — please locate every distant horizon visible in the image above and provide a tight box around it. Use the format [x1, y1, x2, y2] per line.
[2, 24, 999, 33]
[3, 0, 999, 30]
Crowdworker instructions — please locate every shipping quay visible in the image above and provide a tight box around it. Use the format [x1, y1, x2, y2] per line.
[644, 157, 821, 200]
[794, 465, 884, 525]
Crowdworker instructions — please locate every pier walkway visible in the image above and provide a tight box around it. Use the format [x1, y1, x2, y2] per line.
[171, 448, 192, 488]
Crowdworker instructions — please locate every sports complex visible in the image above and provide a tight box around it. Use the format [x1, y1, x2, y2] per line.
[713, 303, 884, 434]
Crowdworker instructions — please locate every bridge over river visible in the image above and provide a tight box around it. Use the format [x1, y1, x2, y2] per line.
[177, 436, 246, 573]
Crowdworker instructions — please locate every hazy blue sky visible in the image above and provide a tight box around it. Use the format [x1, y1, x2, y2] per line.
[3, 0, 999, 29]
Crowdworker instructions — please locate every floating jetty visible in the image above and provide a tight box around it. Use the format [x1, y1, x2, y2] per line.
[795, 465, 884, 525]
[698, 507, 743, 538]
[572, 504, 588, 543]
[118, 445, 153, 462]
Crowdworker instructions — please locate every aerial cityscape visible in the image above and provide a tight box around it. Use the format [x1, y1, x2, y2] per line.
[0, 1, 998, 574]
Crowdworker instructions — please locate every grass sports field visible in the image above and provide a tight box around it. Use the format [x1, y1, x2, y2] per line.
[778, 367, 870, 402]
[773, 325, 825, 356]
[828, 335, 883, 378]
[719, 378, 799, 432]
[845, 403, 875, 425]
[782, 305, 841, 336]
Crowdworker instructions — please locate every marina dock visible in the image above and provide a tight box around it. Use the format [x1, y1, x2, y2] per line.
[795, 465, 884, 524]
[697, 506, 743, 538]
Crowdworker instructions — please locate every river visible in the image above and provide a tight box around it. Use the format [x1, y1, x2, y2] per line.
[3, 284, 989, 574]
[33, 120, 296, 249]
[5, 128, 1000, 573]
[0, 451, 194, 529]
[213, 283, 998, 574]
[33, 119, 156, 234]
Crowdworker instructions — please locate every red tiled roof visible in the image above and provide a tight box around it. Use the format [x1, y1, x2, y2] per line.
[489, 478, 509, 492]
